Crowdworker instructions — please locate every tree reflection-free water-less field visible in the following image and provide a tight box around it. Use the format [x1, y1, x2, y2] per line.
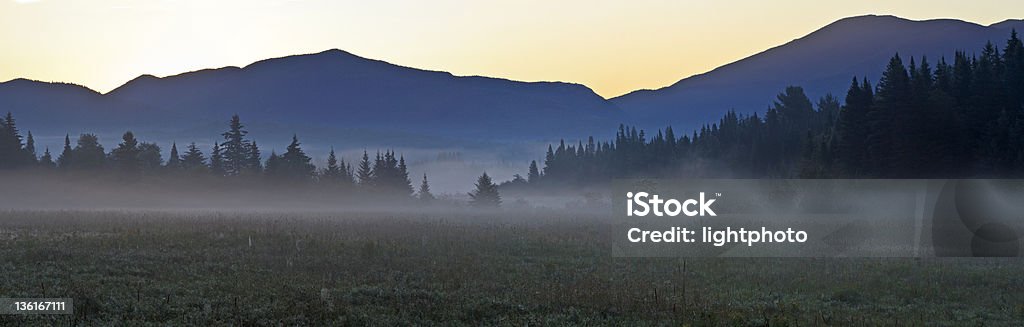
[0, 210, 1021, 326]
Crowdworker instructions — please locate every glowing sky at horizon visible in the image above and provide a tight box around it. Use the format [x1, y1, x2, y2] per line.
[1, 0, 1020, 98]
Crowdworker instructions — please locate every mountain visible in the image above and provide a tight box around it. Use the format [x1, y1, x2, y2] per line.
[612, 15, 1024, 130]
[0, 49, 622, 152]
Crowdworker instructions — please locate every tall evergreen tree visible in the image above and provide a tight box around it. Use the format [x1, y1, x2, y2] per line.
[39, 147, 55, 168]
[210, 142, 225, 175]
[418, 173, 435, 202]
[0, 112, 27, 168]
[247, 141, 263, 174]
[272, 134, 315, 181]
[166, 142, 182, 169]
[468, 172, 501, 208]
[70, 134, 105, 170]
[220, 114, 251, 176]
[57, 134, 72, 169]
[527, 160, 540, 183]
[24, 131, 36, 163]
[181, 142, 207, 172]
[357, 150, 374, 187]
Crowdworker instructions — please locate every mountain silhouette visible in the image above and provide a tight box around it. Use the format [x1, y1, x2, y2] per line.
[1, 49, 621, 150]
[612, 15, 1024, 129]
[3, 15, 1023, 151]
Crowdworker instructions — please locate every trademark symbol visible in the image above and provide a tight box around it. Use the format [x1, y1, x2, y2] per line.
[715, 193, 722, 197]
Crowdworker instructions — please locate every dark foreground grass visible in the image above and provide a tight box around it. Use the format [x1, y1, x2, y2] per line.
[0, 210, 1021, 326]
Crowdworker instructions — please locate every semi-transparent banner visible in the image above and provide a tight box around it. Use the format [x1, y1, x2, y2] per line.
[611, 179, 1023, 257]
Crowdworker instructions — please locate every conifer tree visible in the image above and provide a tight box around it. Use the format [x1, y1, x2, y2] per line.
[221, 114, 250, 176]
[248, 141, 262, 174]
[527, 160, 540, 183]
[109, 131, 141, 172]
[24, 131, 36, 163]
[275, 134, 315, 181]
[57, 134, 72, 169]
[137, 142, 163, 171]
[166, 142, 182, 169]
[70, 134, 105, 170]
[357, 150, 374, 187]
[39, 147, 55, 168]
[418, 173, 435, 202]
[468, 172, 501, 208]
[181, 142, 206, 172]
[210, 142, 225, 175]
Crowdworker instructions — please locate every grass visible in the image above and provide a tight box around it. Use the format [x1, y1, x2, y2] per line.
[0, 209, 1021, 326]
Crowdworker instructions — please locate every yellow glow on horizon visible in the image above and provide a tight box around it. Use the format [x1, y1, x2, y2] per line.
[1, 0, 1021, 98]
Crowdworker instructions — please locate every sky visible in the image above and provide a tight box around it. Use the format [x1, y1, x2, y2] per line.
[0, 0, 1021, 98]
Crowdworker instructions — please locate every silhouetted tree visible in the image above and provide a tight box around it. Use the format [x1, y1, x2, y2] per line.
[109, 131, 141, 172]
[181, 142, 207, 172]
[469, 172, 501, 208]
[70, 134, 105, 170]
[166, 142, 182, 169]
[418, 173, 435, 202]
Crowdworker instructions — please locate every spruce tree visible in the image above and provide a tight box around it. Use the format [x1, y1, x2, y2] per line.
[397, 155, 414, 197]
[57, 134, 72, 169]
[0, 112, 26, 168]
[210, 142, 225, 175]
[527, 160, 540, 183]
[181, 142, 206, 172]
[277, 134, 315, 181]
[418, 173, 435, 202]
[39, 147, 55, 168]
[322, 147, 342, 182]
[166, 142, 182, 169]
[248, 141, 262, 174]
[71, 134, 105, 170]
[24, 131, 36, 163]
[357, 150, 374, 187]
[221, 114, 250, 176]
[468, 172, 501, 208]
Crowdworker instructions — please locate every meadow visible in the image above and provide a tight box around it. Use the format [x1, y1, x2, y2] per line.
[0, 209, 1021, 326]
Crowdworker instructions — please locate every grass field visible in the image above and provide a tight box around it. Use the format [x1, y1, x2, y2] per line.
[0, 209, 1021, 326]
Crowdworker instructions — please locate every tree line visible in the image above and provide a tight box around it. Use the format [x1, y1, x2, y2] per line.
[524, 30, 1024, 185]
[0, 113, 502, 206]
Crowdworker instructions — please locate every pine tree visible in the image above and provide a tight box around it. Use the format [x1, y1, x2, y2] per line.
[39, 147, 55, 168]
[210, 142, 225, 175]
[321, 147, 343, 182]
[166, 142, 182, 169]
[527, 160, 540, 183]
[357, 150, 374, 187]
[57, 134, 72, 169]
[181, 142, 207, 172]
[0, 112, 26, 168]
[221, 114, 250, 176]
[275, 134, 315, 181]
[70, 134, 105, 170]
[247, 141, 262, 174]
[397, 155, 413, 197]
[418, 173, 435, 202]
[264, 152, 281, 176]
[468, 172, 501, 208]
[24, 131, 36, 163]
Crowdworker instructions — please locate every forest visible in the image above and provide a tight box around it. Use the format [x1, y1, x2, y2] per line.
[0, 114, 502, 207]
[523, 31, 1024, 187]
